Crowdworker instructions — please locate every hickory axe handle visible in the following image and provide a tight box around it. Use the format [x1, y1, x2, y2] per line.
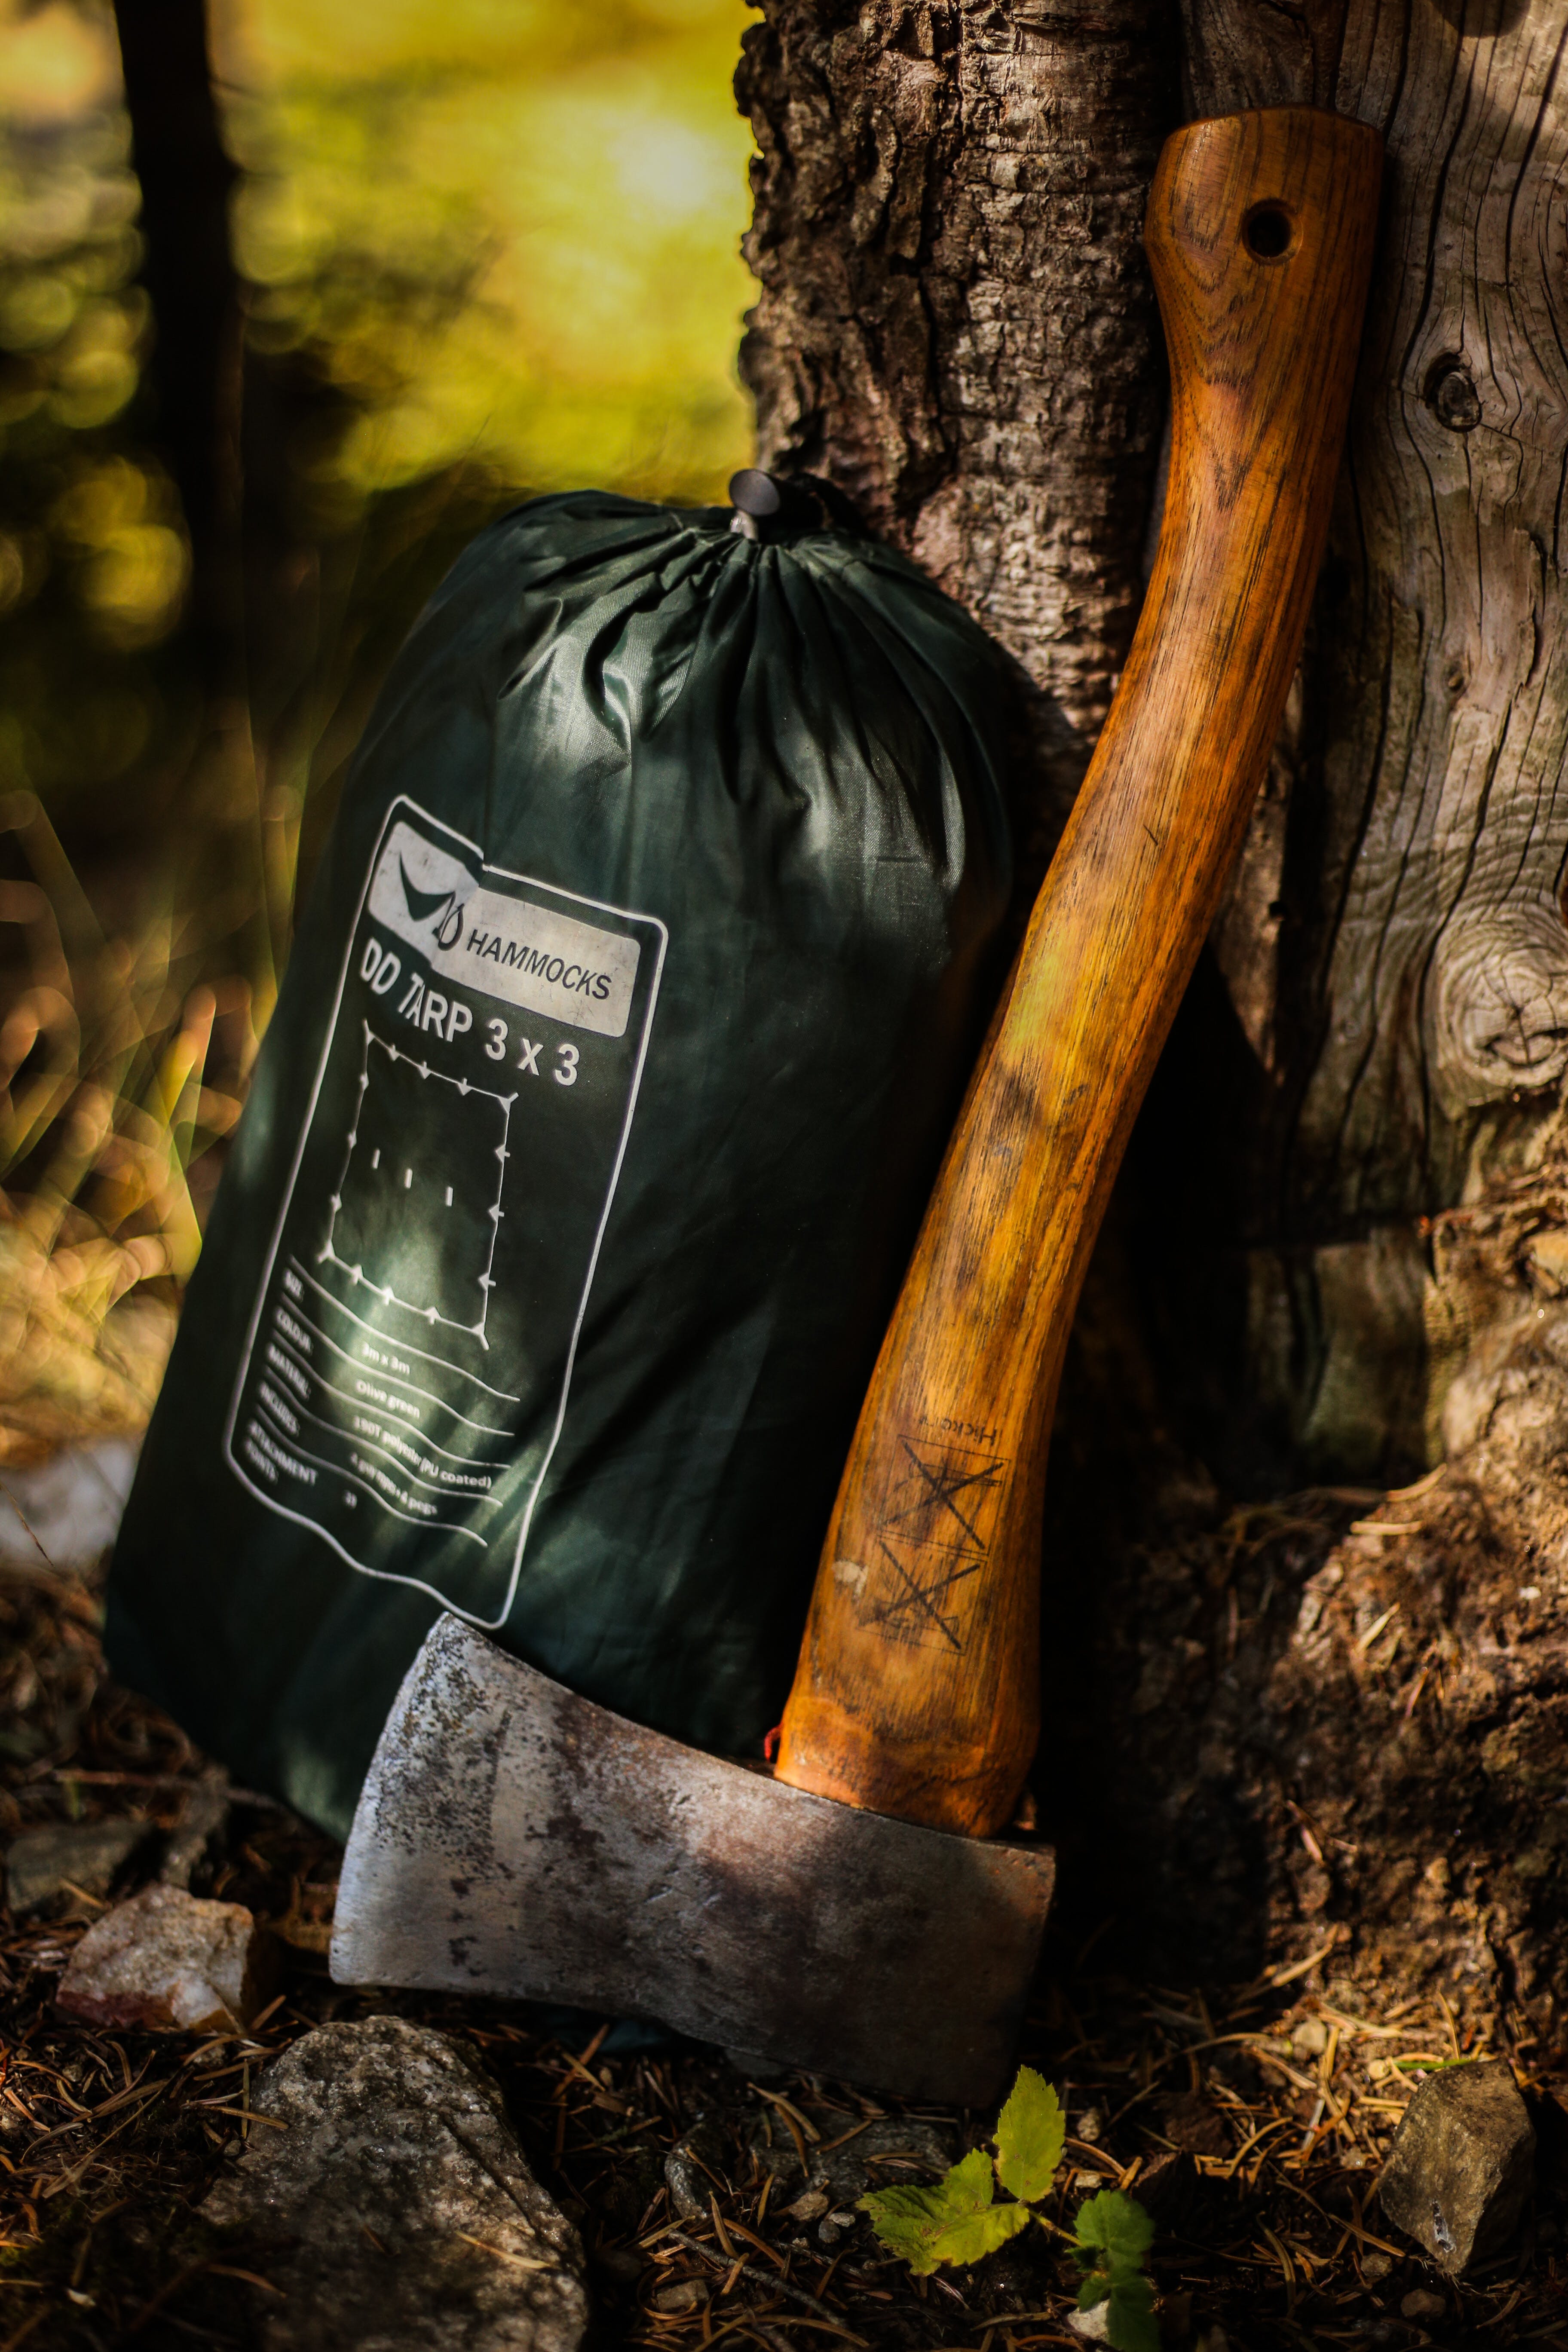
[775, 106, 1383, 1837]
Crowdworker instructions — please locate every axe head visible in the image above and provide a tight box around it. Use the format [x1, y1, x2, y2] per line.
[331, 1617, 1054, 2104]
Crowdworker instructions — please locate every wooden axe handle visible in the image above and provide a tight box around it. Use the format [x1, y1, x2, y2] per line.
[775, 106, 1383, 1837]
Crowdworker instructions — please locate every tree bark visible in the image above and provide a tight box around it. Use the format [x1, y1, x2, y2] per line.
[1170, 0, 1568, 1480]
[736, 0, 1568, 2009]
[737, 0, 1176, 876]
[1115, 0, 1568, 2007]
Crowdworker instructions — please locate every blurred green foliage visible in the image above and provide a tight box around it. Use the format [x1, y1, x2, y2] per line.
[0, 0, 756, 841]
[0, 0, 756, 1402]
[225, 0, 757, 514]
[0, 77, 187, 827]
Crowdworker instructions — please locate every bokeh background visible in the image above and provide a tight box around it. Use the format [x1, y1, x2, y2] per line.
[0, 0, 755, 1460]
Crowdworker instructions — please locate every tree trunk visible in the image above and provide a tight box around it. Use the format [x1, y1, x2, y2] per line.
[112, 0, 243, 687]
[111, 0, 331, 987]
[1173, 0, 1568, 1483]
[736, 0, 1568, 2011]
[736, 0, 1176, 879]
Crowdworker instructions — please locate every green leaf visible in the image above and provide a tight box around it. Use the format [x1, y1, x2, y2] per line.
[1102, 2269, 1160, 2352]
[1074, 2193, 1160, 2352]
[993, 2066, 1066, 2203]
[1074, 2189, 1155, 2273]
[858, 2148, 1031, 2276]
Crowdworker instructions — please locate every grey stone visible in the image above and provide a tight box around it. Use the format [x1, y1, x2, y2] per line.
[202, 2017, 588, 2352]
[1377, 2061, 1535, 2272]
[1401, 2288, 1446, 2320]
[592, 2247, 643, 2290]
[1068, 2302, 1113, 2343]
[651, 2280, 707, 2315]
[0, 1436, 138, 1569]
[56, 1884, 274, 2031]
[726, 2047, 787, 2080]
[664, 2119, 724, 2221]
[663, 2149, 707, 2221]
[751, 2114, 952, 2205]
[4, 1819, 147, 1914]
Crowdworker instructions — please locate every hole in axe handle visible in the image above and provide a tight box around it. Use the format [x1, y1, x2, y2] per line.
[1244, 201, 1296, 260]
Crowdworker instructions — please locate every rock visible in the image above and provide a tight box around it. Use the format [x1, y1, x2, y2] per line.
[1292, 2016, 1329, 2057]
[651, 2280, 708, 2315]
[726, 2046, 787, 2080]
[592, 2247, 643, 2290]
[4, 1819, 147, 1914]
[1360, 2251, 1393, 2282]
[664, 2120, 724, 2220]
[1401, 2288, 1446, 2320]
[1377, 2061, 1535, 2272]
[663, 2150, 706, 2220]
[159, 1768, 231, 1890]
[56, 1884, 273, 2031]
[752, 2114, 952, 2205]
[783, 2188, 828, 2223]
[1068, 2302, 1113, 2343]
[202, 2018, 588, 2352]
[0, 1436, 138, 1569]
[593, 2147, 662, 2241]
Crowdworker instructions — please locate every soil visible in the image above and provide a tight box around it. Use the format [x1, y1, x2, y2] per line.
[2, 1548, 1566, 2352]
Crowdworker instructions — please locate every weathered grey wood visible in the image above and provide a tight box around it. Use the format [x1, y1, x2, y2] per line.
[1182, 0, 1568, 1471]
[737, 0, 1175, 870]
[741, 0, 1568, 1474]
[733, 2, 1568, 2001]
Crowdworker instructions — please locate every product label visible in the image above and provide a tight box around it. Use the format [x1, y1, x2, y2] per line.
[224, 796, 666, 1626]
[367, 819, 642, 1039]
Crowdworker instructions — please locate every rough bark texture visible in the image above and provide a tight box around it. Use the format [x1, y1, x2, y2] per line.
[736, 0, 1568, 2014]
[1046, 1207, 1568, 2009]
[1170, 0, 1568, 1478]
[1099, 0, 1568, 2019]
[737, 0, 1176, 873]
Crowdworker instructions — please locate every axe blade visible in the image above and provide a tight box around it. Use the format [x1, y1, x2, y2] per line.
[331, 1616, 1054, 2105]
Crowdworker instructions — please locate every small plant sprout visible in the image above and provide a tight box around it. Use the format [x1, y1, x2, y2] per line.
[858, 2065, 1160, 2352]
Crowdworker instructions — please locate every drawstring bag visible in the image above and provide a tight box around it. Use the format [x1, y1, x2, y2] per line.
[106, 488, 1013, 1838]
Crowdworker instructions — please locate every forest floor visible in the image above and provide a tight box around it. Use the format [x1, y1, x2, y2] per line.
[1, 1541, 1566, 2352]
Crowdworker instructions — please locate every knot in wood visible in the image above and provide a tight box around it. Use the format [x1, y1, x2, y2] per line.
[1429, 905, 1568, 1111]
[1423, 355, 1484, 434]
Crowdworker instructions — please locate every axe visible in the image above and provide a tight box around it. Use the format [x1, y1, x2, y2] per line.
[330, 107, 1381, 2102]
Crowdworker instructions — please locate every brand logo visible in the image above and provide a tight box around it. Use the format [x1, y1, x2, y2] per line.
[400, 858, 470, 951]
[371, 819, 640, 1038]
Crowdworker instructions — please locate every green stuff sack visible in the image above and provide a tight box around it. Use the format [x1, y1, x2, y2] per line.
[106, 491, 1012, 1838]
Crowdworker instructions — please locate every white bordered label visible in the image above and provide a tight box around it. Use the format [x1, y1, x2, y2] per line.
[223, 795, 667, 1627]
[367, 818, 642, 1038]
